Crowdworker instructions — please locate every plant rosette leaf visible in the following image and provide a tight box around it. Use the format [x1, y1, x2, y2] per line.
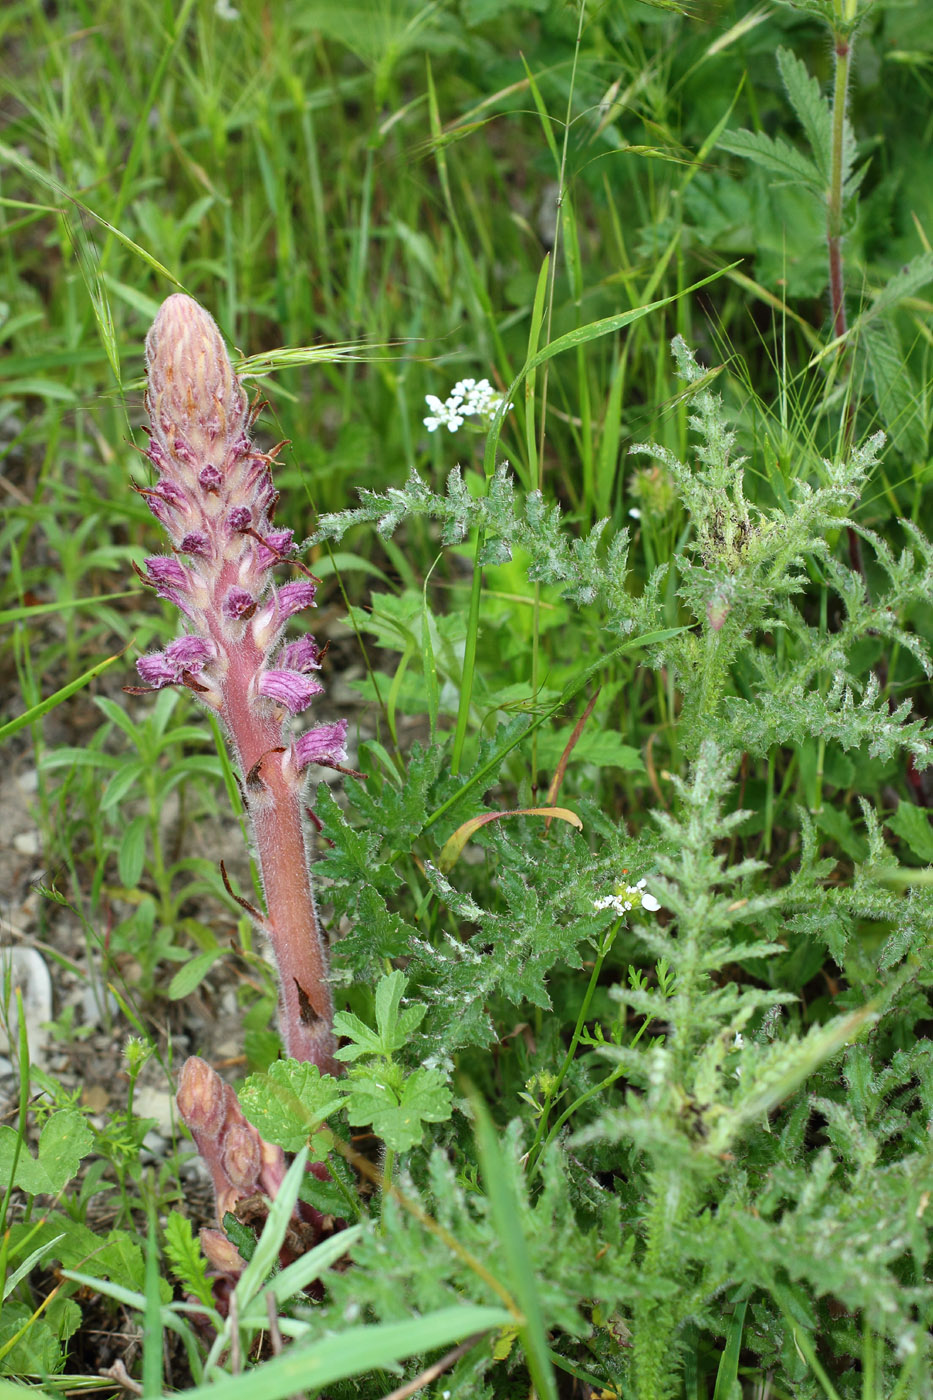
[333, 969, 427, 1061]
[0, 1109, 93, 1195]
[344, 1063, 453, 1152]
[239, 1060, 348, 1153]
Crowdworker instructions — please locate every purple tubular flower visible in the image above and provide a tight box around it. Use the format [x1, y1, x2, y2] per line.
[255, 528, 295, 568]
[137, 633, 217, 688]
[166, 635, 216, 672]
[145, 555, 190, 588]
[281, 635, 321, 673]
[293, 719, 349, 770]
[277, 580, 317, 618]
[143, 492, 174, 528]
[199, 464, 222, 492]
[136, 653, 178, 688]
[223, 587, 256, 620]
[179, 531, 212, 557]
[228, 506, 251, 532]
[258, 669, 325, 713]
[158, 589, 195, 618]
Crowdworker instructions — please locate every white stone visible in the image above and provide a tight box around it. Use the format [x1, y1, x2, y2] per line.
[0, 947, 53, 1065]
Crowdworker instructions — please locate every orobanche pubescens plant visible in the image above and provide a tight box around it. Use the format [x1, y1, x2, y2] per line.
[131, 294, 348, 1270]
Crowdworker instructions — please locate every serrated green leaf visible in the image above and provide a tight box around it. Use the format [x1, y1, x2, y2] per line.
[719, 127, 823, 193]
[536, 726, 644, 773]
[93, 1232, 156, 1296]
[163, 1211, 214, 1308]
[239, 1060, 346, 1151]
[332, 1011, 384, 1061]
[0, 1110, 93, 1195]
[345, 1066, 452, 1151]
[886, 801, 933, 863]
[863, 318, 928, 460]
[222, 1213, 258, 1264]
[777, 46, 832, 183]
[0, 1305, 62, 1376]
[864, 250, 933, 324]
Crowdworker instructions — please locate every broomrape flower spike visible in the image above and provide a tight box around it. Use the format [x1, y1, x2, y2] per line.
[593, 877, 661, 917]
[423, 377, 510, 433]
[134, 293, 344, 1076]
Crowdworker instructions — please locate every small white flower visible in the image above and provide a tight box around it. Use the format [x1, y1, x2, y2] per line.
[628, 507, 642, 519]
[733, 1032, 744, 1050]
[423, 376, 510, 433]
[214, 0, 240, 17]
[592, 876, 660, 918]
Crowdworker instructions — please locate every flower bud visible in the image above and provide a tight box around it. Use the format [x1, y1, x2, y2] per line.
[176, 1055, 226, 1139]
[145, 294, 247, 469]
[222, 1122, 262, 1191]
[200, 1228, 245, 1277]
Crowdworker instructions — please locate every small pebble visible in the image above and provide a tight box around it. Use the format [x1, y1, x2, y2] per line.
[132, 1085, 176, 1137]
[0, 947, 52, 1065]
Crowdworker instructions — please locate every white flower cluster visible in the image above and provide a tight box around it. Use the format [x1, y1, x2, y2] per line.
[593, 877, 661, 917]
[423, 377, 508, 433]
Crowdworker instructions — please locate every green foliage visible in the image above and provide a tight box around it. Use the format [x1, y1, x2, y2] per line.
[163, 1212, 215, 1311]
[334, 972, 454, 1151]
[0, 1111, 93, 1197]
[240, 973, 452, 1155]
[6, 0, 933, 1393]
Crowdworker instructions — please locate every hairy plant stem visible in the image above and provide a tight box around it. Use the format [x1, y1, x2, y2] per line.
[452, 526, 485, 775]
[827, 15, 865, 581]
[633, 1167, 694, 1400]
[827, 31, 850, 348]
[525, 918, 622, 1175]
[531, 1003, 661, 1175]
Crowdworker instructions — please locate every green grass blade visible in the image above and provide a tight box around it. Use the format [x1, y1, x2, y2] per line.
[182, 1305, 511, 1400]
[482, 262, 739, 478]
[712, 1290, 750, 1400]
[0, 648, 127, 744]
[471, 1096, 556, 1400]
[141, 1202, 162, 1398]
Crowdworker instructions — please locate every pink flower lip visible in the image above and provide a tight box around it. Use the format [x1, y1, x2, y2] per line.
[157, 588, 195, 618]
[277, 579, 317, 618]
[135, 638, 212, 691]
[281, 634, 321, 673]
[136, 654, 177, 688]
[223, 587, 256, 620]
[145, 555, 189, 588]
[293, 719, 349, 769]
[258, 669, 325, 713]
[199, 464, 222, 492]
[179, 531, 211, 556]
[166, 634, 216, 672]
[256, 528, 295, 567]
[173, 438, 198, 466]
